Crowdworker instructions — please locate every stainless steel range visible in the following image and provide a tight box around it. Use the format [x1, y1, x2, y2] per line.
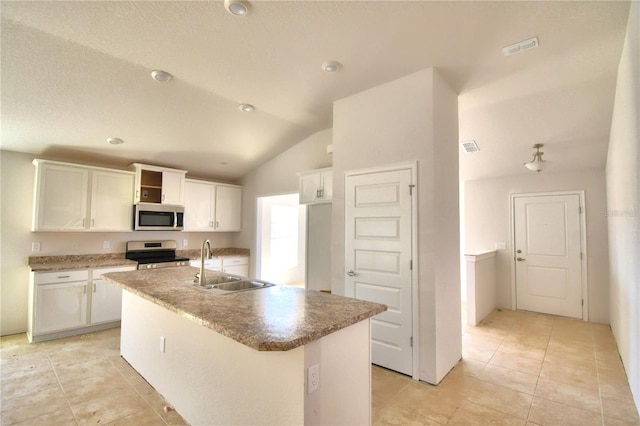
[126, 240, 190, 269]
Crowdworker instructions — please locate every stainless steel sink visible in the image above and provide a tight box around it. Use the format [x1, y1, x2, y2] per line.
[189, 274, 242, 286]
[183, 274, 275, 294]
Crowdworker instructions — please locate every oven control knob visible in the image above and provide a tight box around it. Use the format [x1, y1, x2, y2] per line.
[151, 264, 157, 268]
[146, 265, 152, 269]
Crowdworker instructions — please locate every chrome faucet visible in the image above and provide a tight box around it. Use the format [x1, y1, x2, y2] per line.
[199, 239, 213, 286]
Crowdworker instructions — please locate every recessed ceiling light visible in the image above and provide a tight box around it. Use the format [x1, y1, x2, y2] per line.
[220, 160, 229, 165]
[151, 70, 173, 82]
[224, 0, 250, 16]
[239, 103, 255, 112]
[107, 137, 123, 145]
[322, 61, 341, 72]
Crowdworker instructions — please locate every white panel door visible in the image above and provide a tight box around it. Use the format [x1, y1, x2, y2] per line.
[161, 171, 184, 205]
[345, 168, 413, 376]
[90, 279, 123, 324]
[514, 194, 583, 318]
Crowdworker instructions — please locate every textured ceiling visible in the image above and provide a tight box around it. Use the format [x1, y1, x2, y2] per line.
[0, 1, 631, 181]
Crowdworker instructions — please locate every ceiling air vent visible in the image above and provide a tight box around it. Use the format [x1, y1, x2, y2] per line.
[461, 140, 480, 153]
[502, 37, 539, 56]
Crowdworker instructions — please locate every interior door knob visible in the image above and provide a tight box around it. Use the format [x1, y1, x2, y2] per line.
[346, 270, 357, 276]
[516, 257, 526, 261]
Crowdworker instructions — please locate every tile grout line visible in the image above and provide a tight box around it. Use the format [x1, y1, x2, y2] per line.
[105, 355, 172, 425]
[47, 353, 81, 426]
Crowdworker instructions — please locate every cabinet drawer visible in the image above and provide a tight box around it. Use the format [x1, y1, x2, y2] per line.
[36, 270, 89, 285]
[190, 258, 222, 269]
[223, 257, 248, 266]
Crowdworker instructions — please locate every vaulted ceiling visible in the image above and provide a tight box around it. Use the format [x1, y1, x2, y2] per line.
[0, 1, 630, 181]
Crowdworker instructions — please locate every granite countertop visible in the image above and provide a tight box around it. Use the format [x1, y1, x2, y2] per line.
[28, 248, 251, 272]
[102, 266, 387, 352]
[28, 254, 137, 272]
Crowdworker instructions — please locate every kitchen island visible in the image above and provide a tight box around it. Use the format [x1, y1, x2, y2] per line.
[102, 266, 386, 425]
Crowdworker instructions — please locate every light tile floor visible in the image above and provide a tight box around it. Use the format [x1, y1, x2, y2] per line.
[1, 309, 639, 425]
[373, 309, 640, 425]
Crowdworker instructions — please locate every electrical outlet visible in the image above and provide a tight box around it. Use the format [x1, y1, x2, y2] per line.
[103, 241, 110, 249]
[160, 336, 166, 353]
[308, 364, 319, 394]
[182, 239, 188, 247]
[32, 242, 41, 252]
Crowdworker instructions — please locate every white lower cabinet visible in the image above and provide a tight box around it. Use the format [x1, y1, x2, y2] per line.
[222, 256, 249, 276]
[35, 281, 88, 334]
[29, 265, 135, 342]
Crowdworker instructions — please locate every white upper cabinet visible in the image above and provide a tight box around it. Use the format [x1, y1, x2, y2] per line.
[184, 179, 242, 232]
[33, 160, 134, 232]
[90, 170, 135, 231]
[184, 180, 215, 231]
[298, 167, 333, 204]
[132, 163, 187, 205]
[215, 184, 242, 231]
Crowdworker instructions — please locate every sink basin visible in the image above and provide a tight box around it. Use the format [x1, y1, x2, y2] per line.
[188, 274, 241, 286]
[213, 280, 275, 292]
[183, 274, 275, 294]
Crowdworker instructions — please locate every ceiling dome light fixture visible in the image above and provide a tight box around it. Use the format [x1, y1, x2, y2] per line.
[239, 103, 255, 112]
[224, 0, 250, 16]
[322, 61, 341, 73]
[524, 143, 550, 172]
[107, 137, 123, 145]
[151, 70, 173, 82]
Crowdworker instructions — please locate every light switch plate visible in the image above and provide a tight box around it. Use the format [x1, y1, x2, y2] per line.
[495, 242, 507, 250]
[32, 242, 41, 252]
[103, 241, 110, 249]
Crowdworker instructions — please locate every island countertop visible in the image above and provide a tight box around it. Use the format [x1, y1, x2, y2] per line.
[102, 266, 387, 352]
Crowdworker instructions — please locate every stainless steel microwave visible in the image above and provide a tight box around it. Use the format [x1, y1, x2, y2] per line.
[134, 203, 184, 231]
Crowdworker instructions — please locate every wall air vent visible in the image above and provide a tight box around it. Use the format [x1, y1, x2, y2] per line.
[502, 37, 539, 56]
[461, 140, 480, 153]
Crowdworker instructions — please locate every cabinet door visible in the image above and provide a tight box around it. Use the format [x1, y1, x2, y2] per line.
[35, 164, 89, 230]
[162, 171, 184, 205]
[184, 181, 215, 231]
[320, 170, 333, 201]
[90, 279, 123, 324]
[214, 185, 242, 231]
[35, 282, 88, 334]
[90, 171, 134, 231]
[299, 173, 322, 204]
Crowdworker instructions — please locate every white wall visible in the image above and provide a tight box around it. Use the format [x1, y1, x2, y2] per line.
[606, 1, 639, 409]
[332, 68, 461, 384]
[0, 150, 235, 336]
[234, 129, 333, 276]
[464, 169, 609, 323]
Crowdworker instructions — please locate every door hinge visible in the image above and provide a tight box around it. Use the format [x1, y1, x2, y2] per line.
[580, 252, 583, 260]
[409, 184, 415, 195]
[410, 336, 413, 347]
[579, 206, 582, 214]
[582, 299, 584, 307]
[410, 259, 413, 270]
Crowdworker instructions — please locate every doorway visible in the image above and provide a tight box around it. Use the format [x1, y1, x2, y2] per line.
[344, 163, 417, 377]
[256, 194, 306, 286]
[512, 191, 587, 319]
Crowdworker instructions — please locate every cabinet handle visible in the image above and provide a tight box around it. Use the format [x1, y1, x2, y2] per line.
[82, 218, 86, 227]
[136, 190, 140, 200]
[91, 218, 95, 228]
[57, 275, 71, 279]
[84, 285, 87, 294]
[209, 221, 214, 228]
[162, 194, 166, 202]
